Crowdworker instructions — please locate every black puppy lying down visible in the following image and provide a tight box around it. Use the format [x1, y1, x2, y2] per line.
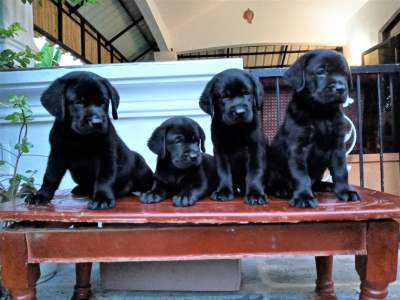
[26, 71, 153, 210]
[140, 117, 217, 207]
[267, 49, 361, 208]
[199, 69, 267, 205]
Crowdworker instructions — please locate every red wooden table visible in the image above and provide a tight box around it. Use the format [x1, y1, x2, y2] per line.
[0, 186, 399, 300]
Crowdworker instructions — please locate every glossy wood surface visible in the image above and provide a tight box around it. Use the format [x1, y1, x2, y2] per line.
[0, 187, 399, 224]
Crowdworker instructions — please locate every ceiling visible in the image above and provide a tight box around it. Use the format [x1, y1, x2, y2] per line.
[140, 0, 369, 52]
[75, 0, 158, 61]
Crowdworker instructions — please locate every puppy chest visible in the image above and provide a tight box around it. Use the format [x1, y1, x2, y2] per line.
[310, 120, 343, 146]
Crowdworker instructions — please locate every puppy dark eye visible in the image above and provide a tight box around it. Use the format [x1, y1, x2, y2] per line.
[243, 91, 250, 95]
[316, 68, 326, 75]
[74, 97, 84, 104]
[222, 97, 230, 103]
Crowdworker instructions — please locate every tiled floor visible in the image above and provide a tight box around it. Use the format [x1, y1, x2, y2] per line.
[37, 254, 400, 299]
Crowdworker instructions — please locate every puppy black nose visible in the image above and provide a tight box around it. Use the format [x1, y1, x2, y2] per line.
[234, 108, 246, 116]
[89, 116, 103, 127]
[188, 152, 199, 161]
[335, 83, 346, 95]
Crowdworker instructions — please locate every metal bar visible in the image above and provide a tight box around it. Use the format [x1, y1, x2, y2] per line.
[117, 0, 155, 49]
[109, 17, 144, 44]
[275, 77, 281, 128]
[356, 75, 365, 187]
[130, 47, 153, 62]
[80, 18, 85, 57]
[178, 49, 327, 59]
[247, 65, 400, 78]
[280, 45, 289, 67]
[57, 0, 63, 42]
[350, 64, 400, 74]
[110, 47, 114, 63]
[97, 33, 101, 64]
[249, 68, 287, 78]
[68, 2, 84, 15]
[376, 74, 385, 192]
[388, 74, 397, 150]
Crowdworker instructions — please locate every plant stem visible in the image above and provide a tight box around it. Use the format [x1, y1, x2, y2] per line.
[9, 108, 27, 202]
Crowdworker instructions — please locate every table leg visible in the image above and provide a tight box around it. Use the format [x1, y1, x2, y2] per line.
[356, 221, 398, 300]
[312, 256, 337, 300]
[0, 232, 40, 300]
[71, 263, 92, 300]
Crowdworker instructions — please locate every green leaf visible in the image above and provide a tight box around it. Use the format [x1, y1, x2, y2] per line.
[5, 112, 23, 123]
[0, 23, 25, 39]
[0, 160, 5, 166]
[15, 137, 33, 153]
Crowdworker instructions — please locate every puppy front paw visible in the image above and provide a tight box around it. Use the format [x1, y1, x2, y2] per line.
[25, 192, 52, 205]
[244, 190, 268, 205]
[88, 190, 115, 210]
[172, 193, 198, 207]
[210, 186, 235, 201]
[289, 191, 318, 208]
[139, 191, 164, 204]
[335, 189, 361, 202]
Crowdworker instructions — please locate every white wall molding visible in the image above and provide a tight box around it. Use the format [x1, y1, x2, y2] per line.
[0, 59, 242, 122]
[0, 59, 243, 188]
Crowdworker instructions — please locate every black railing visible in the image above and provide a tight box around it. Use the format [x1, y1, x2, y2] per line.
[249, 64, 400, 192]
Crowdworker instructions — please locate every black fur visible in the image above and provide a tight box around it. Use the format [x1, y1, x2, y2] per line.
[267, 49, 361, 208]
[199, 69, 268, 205]
[25, 71, 153, 210]
[140, 117, 217, 207]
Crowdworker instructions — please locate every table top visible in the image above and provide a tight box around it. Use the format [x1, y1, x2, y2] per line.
[0, 187, 399, 224]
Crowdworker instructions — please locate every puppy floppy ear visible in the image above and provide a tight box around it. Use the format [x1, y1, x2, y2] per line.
[101, 79, 120, 120]
[195, 123, 206, 153]
[284, 52, 311, 92]
[148, 125, 167, 158]
[41, 78, 66, 120]
[199, 78, 215, 116]
[246, 71, 264, 110]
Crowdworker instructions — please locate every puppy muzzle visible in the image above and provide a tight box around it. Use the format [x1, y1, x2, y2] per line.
[223, 106, 253, 125]
[73, 115, 108, 135]
[173, 152, 202, 169]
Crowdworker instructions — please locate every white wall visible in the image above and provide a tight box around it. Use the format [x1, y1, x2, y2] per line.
[0, 59, 243, 189]
[345, 0, 400, 65]
[0, 0, 37, 52]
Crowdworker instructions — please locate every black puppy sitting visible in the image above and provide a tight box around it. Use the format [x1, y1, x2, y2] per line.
[140, 117, 217, 207]
[199, 69, 267, 205]
[267, 49, 361, 208]
[25, 71, 153, 210]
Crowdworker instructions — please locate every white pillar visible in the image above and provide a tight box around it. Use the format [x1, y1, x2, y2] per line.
[0, 0, 38, 52]
[153, 51, 177, 61]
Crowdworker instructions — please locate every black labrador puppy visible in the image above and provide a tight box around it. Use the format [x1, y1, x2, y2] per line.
[25, 71, 153, 210]
[199, 69, 267, 205]
[140, 116, 217, 207]
[267, 49, 361, 208]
